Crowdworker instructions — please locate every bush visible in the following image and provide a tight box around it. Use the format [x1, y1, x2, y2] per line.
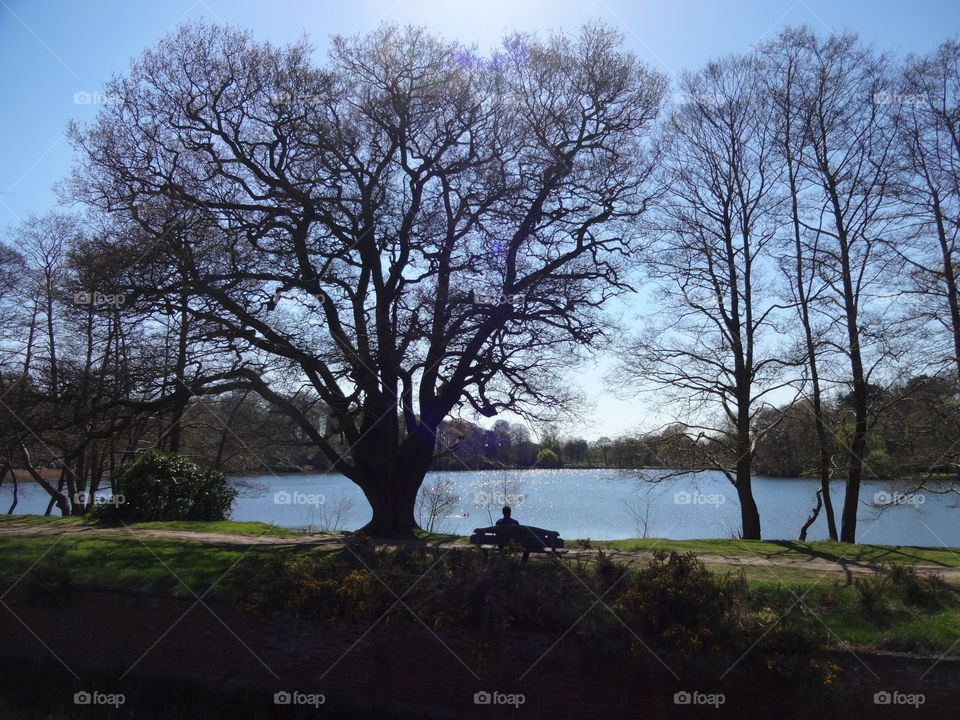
[535, 448, 562, 468]
[614, 551, 750, 656]
[93, 450, 237, 523]
[855, 563, 950, 613]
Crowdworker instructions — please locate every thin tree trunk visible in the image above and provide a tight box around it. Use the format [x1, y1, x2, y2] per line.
[799, 487, 824, 541]
[788, 166, 838, 540]
[168, 291, 190, 453]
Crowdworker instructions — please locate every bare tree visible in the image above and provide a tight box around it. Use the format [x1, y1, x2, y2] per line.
[760, 28, 839, 539]
[415, 478, 460, 534]
[775, 30, 905, 543]
[618, 54, 788, 539]
[67, 22, 667, 536]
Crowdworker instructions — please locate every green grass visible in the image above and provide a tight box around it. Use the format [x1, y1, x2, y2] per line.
[5, 515, 959, 569]
[0, 514, 299, 537]
[412, 528, 469, 544]
[122, 520, 299, 537]
[591, 537, 960, 567]
[747, 580, 960, 656]
[0, 535, 340, 597]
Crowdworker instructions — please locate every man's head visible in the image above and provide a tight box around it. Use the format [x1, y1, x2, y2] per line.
[502, 506, 512, 518]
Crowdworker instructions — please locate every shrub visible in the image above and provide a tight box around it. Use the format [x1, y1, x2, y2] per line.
[93, 450, 237, 523]
[614, 551, 750, 656]
[535, 448, 562, 468]
[888, 564, 948, 608]
[854, 564, 949, 614]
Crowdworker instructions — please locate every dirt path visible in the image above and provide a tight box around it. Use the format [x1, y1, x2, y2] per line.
[2, 522, 959, 582]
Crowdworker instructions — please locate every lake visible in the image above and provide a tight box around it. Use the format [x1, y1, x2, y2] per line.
[2, 469, 957, 545]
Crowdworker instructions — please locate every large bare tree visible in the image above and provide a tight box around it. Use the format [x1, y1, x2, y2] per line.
[67, 22, 666, 536]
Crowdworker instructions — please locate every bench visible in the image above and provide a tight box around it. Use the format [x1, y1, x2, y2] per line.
[469, 525, 566, 562]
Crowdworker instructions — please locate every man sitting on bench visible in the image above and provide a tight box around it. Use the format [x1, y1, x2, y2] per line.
[495, 505, 519, 526]
[470, 513, 564, 563]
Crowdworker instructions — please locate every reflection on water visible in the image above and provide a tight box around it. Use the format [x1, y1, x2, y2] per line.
[2, 469, 956, 544]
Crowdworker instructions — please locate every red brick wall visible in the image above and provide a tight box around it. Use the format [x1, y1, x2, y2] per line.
[0, 590, 956, 719]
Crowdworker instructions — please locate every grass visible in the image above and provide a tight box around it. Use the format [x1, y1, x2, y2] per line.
[121, 520, 299, 537]
[747, 579, 960, 656]
[0, 514, 299, 537]
[0, 535, 341, 597]
[4, 515, 959, 568]
[592, 537, 960, 568]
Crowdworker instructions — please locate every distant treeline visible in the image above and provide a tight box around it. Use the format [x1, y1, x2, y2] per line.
[429, 373, 959, 479]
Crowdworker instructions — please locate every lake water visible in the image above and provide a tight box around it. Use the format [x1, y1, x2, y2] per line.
[2, 469, 957, 545]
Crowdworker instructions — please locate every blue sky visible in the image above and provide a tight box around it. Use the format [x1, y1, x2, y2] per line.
[1, 0, 958, 440]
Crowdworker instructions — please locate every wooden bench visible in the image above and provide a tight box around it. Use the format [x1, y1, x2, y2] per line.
[469, 525, 566, 562]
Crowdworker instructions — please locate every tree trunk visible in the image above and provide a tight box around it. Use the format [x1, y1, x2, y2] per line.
[168, 291, 190, 453]
[358, 477, 422, 537]
[355, 425, 436, 538]
[840, 390, 868, 544]
[838, 232, 868, 544]
[735, 435, 761, 540]
[799, 487, 823, 541]
[789, 178, 838, 540]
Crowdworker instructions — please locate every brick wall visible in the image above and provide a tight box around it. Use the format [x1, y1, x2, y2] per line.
[0, 590, 956, 719]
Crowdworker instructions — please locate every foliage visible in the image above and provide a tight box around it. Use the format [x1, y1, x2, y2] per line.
[93, 450, 237, 523]
[227, 546, 768, 660]
[535, 448, 562, 469]
[614, 551, 751, 656]
[854, 564, 950, 614]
